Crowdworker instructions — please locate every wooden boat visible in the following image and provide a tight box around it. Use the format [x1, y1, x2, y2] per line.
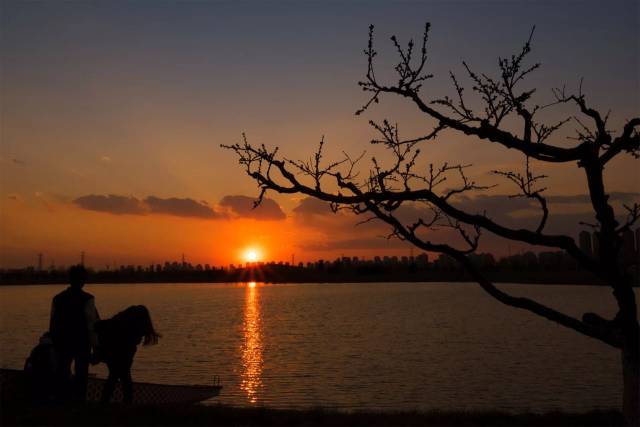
[0, 368, 222, 405]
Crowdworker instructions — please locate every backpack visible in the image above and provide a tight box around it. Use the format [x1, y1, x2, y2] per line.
[24, 333, 57, 401]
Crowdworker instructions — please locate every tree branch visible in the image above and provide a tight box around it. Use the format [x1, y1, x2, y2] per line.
[345, 181, 622, 349]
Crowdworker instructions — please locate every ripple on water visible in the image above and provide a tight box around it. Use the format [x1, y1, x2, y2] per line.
[0, 282, 629, 412]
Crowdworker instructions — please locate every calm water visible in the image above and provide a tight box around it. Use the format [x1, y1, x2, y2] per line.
[0, 282, 632, 412]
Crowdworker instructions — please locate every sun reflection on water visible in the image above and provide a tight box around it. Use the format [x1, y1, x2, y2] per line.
[240, 282, 263, 403]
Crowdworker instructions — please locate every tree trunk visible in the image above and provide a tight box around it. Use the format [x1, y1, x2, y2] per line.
[622, 327, 640, 426]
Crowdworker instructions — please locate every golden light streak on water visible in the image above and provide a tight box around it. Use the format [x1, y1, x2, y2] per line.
[240, 282, 263, 403]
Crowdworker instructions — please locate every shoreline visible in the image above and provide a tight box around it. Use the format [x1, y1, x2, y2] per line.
[4, 271, 637, 286]
[0, 279, 615, 287]
[0, 401, 623, 426]
[5, 263, 631, 287]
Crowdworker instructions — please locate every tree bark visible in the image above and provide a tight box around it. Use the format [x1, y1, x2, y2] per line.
[622, 323, 640, 427]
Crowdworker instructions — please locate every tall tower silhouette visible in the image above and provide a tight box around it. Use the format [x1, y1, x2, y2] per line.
[80, 251, 85, 266]
[37, 253, 43, 271]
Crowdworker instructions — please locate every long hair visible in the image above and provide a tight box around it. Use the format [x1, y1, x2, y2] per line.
[113, 305, 161, 346]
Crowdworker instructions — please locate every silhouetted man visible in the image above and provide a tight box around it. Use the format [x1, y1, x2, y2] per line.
[49, 265, 99, 402]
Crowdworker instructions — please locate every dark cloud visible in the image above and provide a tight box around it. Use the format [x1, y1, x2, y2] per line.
[547, 192, 639, 204]
[293, 197, 334, 216]
[452, 194, 533, 218]
[300, 237, 410, 251]
[294, 192, 640, 256]
[428, 193, 639, 255]
[144, 196, 223, 219]
[219, 195, 286, 220]
[451, 192, 639, 216]
[451, 192, 640, 225]
[73, 194, 145, 215]
[73, 194, 225, 219]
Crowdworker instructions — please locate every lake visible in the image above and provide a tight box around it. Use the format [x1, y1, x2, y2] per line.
[0, 282, 631, 412]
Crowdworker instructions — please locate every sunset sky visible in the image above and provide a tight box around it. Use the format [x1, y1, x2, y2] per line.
[1, 0, 638, 269]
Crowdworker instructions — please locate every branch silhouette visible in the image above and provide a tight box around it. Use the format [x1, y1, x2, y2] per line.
[223, 23, 640, 424]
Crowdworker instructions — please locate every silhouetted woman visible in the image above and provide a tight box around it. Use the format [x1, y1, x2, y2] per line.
[94, 305, 160, 404]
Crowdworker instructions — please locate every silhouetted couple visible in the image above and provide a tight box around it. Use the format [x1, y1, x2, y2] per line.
[45, 265, 160, 404]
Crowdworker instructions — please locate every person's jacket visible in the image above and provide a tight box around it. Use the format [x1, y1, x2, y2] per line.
[49, 287, 99, 349]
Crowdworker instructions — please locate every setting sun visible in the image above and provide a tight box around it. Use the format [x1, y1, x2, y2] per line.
[243, 248, 261, 263]
[1, 1, 637, 422]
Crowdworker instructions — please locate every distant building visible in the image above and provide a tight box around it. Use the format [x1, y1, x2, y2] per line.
[468, 253, 496, 269]
[538, 251, 567, 269]
[415, 253, 429, 267]
[435, 254, 457, 270]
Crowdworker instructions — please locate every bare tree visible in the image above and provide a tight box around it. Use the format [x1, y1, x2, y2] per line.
[223, 24, 640, 425]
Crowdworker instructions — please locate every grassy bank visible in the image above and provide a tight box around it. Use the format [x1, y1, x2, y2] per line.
[0, 402, 623, 426]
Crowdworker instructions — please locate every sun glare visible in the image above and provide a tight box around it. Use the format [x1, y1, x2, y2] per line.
[243, 248, 261, 263]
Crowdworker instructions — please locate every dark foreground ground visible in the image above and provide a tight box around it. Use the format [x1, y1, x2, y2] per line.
[0, 402, 623, 427]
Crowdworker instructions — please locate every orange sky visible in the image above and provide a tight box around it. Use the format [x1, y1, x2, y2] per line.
[1, 1, 638, 268]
